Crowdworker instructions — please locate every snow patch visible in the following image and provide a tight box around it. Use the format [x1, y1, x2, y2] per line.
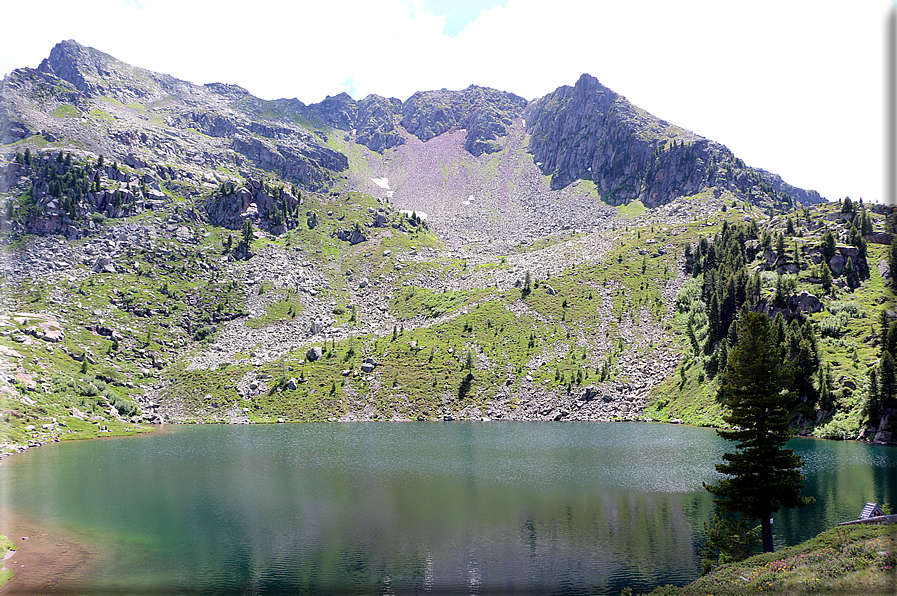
[399, 209, 427, 220]
[371, 177, 390, 190]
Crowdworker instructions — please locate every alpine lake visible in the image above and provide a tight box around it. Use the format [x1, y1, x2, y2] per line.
[0, 422, 894, 595]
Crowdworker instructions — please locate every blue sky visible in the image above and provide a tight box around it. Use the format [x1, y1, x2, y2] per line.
[425, 0, 506, 35]
[0, 0, 893, 205]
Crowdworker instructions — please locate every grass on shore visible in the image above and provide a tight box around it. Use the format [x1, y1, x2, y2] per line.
[647, 523, 896, 595]
[0, 535, 16, 587]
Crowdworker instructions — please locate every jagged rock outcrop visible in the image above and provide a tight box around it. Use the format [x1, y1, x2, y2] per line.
[37, 39, 193, 102]
[524, 73, 825, 208]
[354, 94, 405, 153]
[400, 86, 527, 156]
[306, 92, 358, 131]
[305, 85, 527, 156]
[204, 178, 300, 230]
[231, 136, 347, 191]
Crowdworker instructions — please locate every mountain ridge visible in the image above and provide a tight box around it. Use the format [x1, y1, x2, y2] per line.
[3, 40, 823, 214]
[0, 40, 892, 451]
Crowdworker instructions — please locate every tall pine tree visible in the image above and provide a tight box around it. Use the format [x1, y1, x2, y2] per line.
[704, 311, 814, 553]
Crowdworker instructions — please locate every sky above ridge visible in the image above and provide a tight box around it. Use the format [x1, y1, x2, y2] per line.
[0, 0, 894, 205]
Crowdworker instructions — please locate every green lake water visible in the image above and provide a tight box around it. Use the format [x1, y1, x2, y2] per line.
[0, 422, 894, 594]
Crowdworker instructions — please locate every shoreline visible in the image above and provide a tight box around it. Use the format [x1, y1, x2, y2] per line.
[0, 425, 172, 593]
[0, 416, 892, 478]
[0, 505, 100, 595]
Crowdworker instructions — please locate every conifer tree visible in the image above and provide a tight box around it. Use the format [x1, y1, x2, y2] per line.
[821, 229, 836, 261]
[820, 263, 832, 293]
[880, 351, 895, 408]
[704, 311, 814, 553]
[889, 239, 897, 291]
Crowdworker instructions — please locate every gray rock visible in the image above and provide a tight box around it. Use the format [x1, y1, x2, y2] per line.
[306, 346, 323, 361]
[335, 228, 368, 244]
[92, 257, 116, 273]
[580, 386, 599, 401]
[828, 253, 844, 275]
[792, 291, 822, 313]
[873, 430, 892, 444]
[864, 232, 893, 245]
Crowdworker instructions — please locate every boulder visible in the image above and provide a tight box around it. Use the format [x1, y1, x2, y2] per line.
[864, 232, 893, 245]
[39, 320, 65, 342]
[545, 285, 557, 296]
[335, 228, 368, 244]
[580, 385, 599, 401]
[873, 430, 892, 444]
[306, 346, 323, 361]
[789, 291, 822, 313]
[92, 257, 116, 273]
[828, 253, 844, 276]
[310, 320, 324, 335]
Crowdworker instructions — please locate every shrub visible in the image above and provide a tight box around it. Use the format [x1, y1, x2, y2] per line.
[676, 277, 703, 313]
[194, 325, 215, 341]
[818, 313, 849, 338]
[828, 300, 864, 318]
[815, 414, 857, 440]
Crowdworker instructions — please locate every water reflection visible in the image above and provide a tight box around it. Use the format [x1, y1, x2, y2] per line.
[0, 422, 893, 594]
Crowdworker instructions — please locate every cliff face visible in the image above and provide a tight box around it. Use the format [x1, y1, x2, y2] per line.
[303, 85, 527, 155]
[400, 86, 528, 156]
[524, 74, 824, 207]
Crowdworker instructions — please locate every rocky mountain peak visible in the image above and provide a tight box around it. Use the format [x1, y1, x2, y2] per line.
[307, 92, 359, 131]
[204, 82, 251, 101]
[524, 72, 823, 207]
[38, 39, 116, 96]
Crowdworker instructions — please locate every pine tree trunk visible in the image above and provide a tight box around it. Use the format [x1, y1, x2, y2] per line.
[761, 518, 774, 553]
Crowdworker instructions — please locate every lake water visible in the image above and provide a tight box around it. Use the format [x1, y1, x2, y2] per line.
[0, 422, 894, 595]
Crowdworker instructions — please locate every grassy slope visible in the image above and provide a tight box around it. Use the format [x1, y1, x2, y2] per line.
[158, 189, 738, 423]
[1, 144, 893, 437]
[648, 523, 896, 595]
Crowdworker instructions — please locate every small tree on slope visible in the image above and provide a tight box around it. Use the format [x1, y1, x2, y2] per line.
[703, 311, 814, 553]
